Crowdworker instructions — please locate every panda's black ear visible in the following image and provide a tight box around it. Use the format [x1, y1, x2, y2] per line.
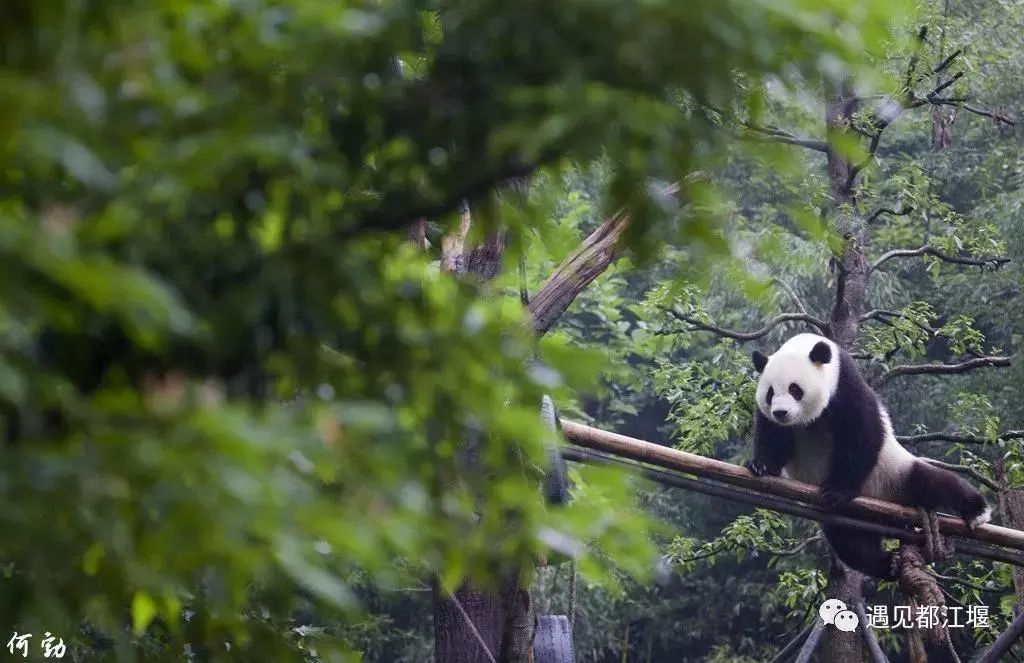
[752, 350, 769, 373]
[809, 341, 832, 365]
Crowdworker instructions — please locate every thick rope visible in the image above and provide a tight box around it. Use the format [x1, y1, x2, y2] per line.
[568, 560, 577, 630]
[451, 592, 498, 663]
[891, 509, 959, 662]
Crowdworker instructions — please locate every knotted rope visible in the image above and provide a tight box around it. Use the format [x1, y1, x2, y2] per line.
[890, 508, 960, 663]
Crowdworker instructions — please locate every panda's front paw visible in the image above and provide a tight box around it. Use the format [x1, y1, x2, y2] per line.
[820, 485, 858, 509]
[745, 460, 780, 477]
[744, 460, 767, 477]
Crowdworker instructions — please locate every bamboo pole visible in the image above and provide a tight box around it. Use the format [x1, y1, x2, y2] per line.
[794, 620, 826, 663]
[561, 420, 1024, 554]
[563, 447, 1024, 567]
[768, 622, 815, 663]
[975, 609, 1024, 663]
[855, 601, 889, 663]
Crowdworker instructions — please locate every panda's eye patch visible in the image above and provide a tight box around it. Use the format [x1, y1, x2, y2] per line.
[789, 383, 804, 400]
[766, 386, 774, 404]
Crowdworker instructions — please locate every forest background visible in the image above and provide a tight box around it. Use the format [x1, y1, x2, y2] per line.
[2, 0, 1023, 661]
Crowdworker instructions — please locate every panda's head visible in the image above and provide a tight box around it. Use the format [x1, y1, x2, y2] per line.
[751, 333, 840, 427]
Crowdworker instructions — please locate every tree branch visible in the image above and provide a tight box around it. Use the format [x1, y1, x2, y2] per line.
[707, 105, 829, 153]
[675, 543, 730, 565]
[859, 309, 936, 334]
[527, 213, 630, 336]
[859, 309, 897, 322]
[675, 536, 820, 566]
[871, 245, 1010, 272]
[908, 74, 1016, 125]
[926, 71, 965, 100]
[927, 98, 1017, 126]
[844, 128, 885, 194]
[922, 458, 1001, 492]
[879, 355, 1012, 384]
[738, 123, 828, 152]
[897, 430, 1024, 446]
[841, 39, 1010, 196]
[769, 622, 816, 663]
[763, 534, 823, 557]
[904, 26, 928, 98]
[932, 48, 963, 74]
[526, 180, 692, 336]
[866, 204, 913, 225]
[928, 570, 1002, 594]
[662, 310, 828, 342]
[772, 278, 811, 316]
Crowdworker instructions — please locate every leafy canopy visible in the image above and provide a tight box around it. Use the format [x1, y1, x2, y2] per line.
[0, 0, 904, 658]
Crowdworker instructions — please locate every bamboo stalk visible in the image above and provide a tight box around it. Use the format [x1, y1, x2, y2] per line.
[561, 420, 1024, 553]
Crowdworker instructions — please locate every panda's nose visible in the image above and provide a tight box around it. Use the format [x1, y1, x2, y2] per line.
[772, 409, 788, 421]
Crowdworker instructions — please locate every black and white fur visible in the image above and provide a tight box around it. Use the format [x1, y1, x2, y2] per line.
[747, 333, 990, 579]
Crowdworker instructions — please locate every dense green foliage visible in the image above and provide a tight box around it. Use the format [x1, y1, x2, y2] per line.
[0, 0, 916, 661]
[520, 2, 1024, 661]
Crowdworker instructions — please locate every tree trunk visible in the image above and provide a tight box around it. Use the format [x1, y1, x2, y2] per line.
[996, 460, 1024, 606]
[528, 213, 629, 335]
[435, 583, 504, 663]
[441, 204, 474, 274]
[409, 218, 430, 250]
[435, 205, 529, 663]
[435, 187, 619, 662]
[825, 77, 868, 350]
[823, 75, 867, 663]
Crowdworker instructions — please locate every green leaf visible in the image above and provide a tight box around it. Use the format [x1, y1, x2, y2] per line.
[131, 592, 157, 635]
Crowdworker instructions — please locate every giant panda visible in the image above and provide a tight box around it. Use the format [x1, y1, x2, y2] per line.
[746, 332, 991, 579]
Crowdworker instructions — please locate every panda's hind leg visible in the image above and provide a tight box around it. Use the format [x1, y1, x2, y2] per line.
[821, 524, 898, 580]
[904, 460, 991, 528]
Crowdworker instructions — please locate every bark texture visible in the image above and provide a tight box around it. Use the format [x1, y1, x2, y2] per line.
[441, 204, 474, 274]
[435, 205, 526, 663]
[409, 218, 430, 250]
[527, 213, 629, 335]
[825, 78, 868, 350]
[823, 76, 867, 663]
[435, 583, 504, 663]
[997, 459, 1024, 606]
[467, 231, 508, 282]
[436, 190, 617, 662]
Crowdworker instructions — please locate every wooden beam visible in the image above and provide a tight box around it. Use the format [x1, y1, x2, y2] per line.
[561, 420, 1024, 553]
